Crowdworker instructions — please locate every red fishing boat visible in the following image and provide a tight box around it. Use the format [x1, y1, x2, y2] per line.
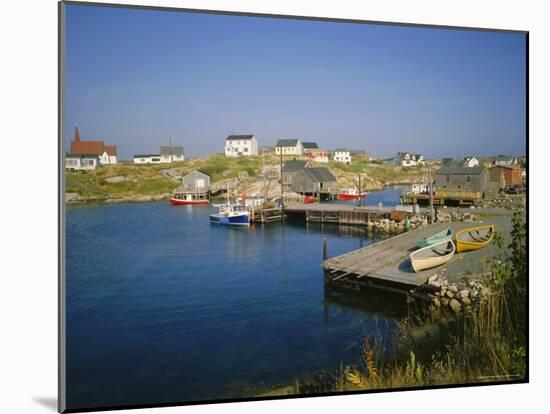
[337, 188, 366, 201]
[169, 191, 209, 205]
[303, 195, 318, 204]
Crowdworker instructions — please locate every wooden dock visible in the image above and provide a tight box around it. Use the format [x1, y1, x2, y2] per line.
[322, 221, 487, 290]
[250, 207, 286, 223]
[284, 202, 414, 225]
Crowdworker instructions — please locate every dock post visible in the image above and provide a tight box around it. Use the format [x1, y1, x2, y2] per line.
[323, 237, 328, 260]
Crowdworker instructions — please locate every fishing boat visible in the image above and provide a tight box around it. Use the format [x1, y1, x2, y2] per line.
[169, 191, 209, 205]
[337, 188, 367, 201]
[304, 195, 318, 204]
[209, 203, 250, 226]
[455, 225, 495, 253]
[415, 228, 453, 248]
[409, 240, 456, 273]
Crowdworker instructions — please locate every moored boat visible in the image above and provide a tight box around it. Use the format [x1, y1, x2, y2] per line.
[337, 188, 367, 200]
[169, 190, 209, 205]
[410, 240, 456, 273]
[455, 225, 495, 253]
[304, 195, 318, 204]
[415, 228, 453, 248]
[209, 204, 250, 226]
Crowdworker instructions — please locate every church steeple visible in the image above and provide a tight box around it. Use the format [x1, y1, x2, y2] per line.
[74, 125, 80, 142]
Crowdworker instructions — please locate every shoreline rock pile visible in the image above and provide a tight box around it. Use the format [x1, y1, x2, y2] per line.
[426, 273, 491, 313]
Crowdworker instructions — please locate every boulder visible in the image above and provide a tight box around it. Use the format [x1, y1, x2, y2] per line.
[448, 284, 458, 293]
[459, 289, 470, 299]
[449, 299, 462, 313]
[104, 175, 125, 183]
[462, 297, 471, 306]
[446, 290, 454, 299]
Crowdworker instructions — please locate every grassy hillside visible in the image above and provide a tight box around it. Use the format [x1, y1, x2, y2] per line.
[66, 153, 435, 202]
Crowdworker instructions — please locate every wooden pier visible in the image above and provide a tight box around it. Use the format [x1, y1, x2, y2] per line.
[250, 207, 286, 223]
[322, 222, 487, 291]
[401, 190, 481, 206]
[285, 202, 411, 225]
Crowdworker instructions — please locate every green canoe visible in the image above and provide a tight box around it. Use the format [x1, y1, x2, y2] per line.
[415, 228, 453, 249]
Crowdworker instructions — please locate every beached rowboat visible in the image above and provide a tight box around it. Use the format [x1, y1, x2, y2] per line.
[415, 228, 453, 248]
[409, 240, 456, 273]
[455, 225, 495, 253]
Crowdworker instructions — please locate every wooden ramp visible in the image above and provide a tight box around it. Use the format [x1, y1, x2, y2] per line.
[323, 222, 482, 287]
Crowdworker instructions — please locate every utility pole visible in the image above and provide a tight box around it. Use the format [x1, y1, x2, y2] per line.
[280, 149, 284, 212]
[169, 136, 173, 163]
[358, 174, 362, 207]
[428, 163, 434, 223]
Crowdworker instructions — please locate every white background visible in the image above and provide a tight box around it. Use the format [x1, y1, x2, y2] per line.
[0, 0, 546, 413]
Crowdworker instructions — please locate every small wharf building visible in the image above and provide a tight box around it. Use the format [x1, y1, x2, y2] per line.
[282, 160, 311, 191]
[290, 167, 337, 201]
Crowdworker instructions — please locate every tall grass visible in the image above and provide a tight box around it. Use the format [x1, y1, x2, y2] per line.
[332, 211, 527, 391]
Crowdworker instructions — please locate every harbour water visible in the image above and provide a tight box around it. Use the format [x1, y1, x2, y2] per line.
[66, 188, 407, 409]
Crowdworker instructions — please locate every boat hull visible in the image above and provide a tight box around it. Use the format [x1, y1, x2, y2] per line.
[337, 194, 366, 201]
[455, 225, 494, 253]
[209, 213, 250, 226]
[303, 196, 317, 204]
[410, 240, 456, 273]
[415, 228, 453, 248]
[169, 198, 209, 205]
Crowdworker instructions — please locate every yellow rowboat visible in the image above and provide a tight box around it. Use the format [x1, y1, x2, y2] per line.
[455, 225, 495, 253]
[409, 240, 456, 273]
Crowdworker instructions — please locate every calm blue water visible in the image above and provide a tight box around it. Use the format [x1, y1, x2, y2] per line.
[66, 188, 407, 410]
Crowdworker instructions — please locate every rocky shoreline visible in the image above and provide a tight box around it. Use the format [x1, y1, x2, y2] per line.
[426, 272, 492, 314]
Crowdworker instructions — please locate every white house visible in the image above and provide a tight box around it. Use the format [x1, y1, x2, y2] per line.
[493, 156, 518, 166]
[332, 149, 352, 164]
[65, 154, 100, 171]
[70, 126, 117, 165]
[160, 145, 184, 163]
[133, 154, 162, 164]
[394, 152, 425, 167]
[225, 134, 258, 157]
[410, 182, 430, 195]
[275, 139, 303, 156]
[463, 156, 480, 168]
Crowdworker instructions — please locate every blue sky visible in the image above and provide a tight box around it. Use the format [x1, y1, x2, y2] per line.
[65, 4, 526, 160]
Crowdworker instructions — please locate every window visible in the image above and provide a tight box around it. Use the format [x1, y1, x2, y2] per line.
[446, 175, 450, 182]
[466, 175, 471, 182]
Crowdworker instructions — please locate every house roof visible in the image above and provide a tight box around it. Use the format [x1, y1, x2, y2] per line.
[494, 155, 515, 161]
[283, 160, 309, 171]
[160, 146, 184, 156]
[302, 142, 319, 149]
[184, 170, 210, 178]
[334, 148, 350, 152]
[276, 139, 299, 147]
[490, 165, 520, 171]
[436, 166, 485, 175]
[226, 134, 254, 141]
[104, 145, 117, 156]
[71, 140, 105, 156]
[299, 167, 337, 182]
